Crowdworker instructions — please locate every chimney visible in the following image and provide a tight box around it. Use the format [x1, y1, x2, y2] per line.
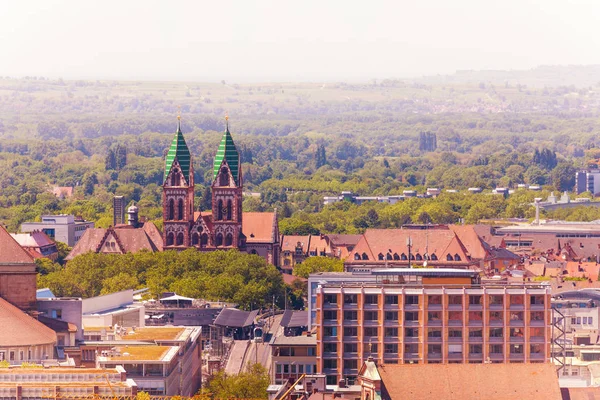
[127, 204, 139, 228]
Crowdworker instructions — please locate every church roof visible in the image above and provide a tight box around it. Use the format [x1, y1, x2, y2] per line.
[164, 120, 192, 183]
[0, 297, 57, 346]
[0, 225, 35, 264]
[242, 212, 277, 243]
[65, 225, 162, 260]
[213, 126, 240, 184]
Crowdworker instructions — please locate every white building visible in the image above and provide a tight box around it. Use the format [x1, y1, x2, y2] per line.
[21, 215, 94, 246]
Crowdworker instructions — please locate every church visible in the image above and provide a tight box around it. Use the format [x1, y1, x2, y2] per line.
[162, 117, 280, 266]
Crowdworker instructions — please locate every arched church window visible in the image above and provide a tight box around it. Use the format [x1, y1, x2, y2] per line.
[176, 233, 184, 246]
[227, 199, 233, 221]
[216, 233, 223, 246]
[225, 233, 233, 246]
[168, 199, 174, 221]
[217, 200, 223, 221]
[220, 167, 229, 186]
[201, 233, 208, 247]
[166, 232, 174, 246]
[171, 172, 180, 187]
[192, 233, 199, 246]
[178, 199, 184, 221]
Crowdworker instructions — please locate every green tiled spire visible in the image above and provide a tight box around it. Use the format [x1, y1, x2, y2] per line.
[213, 120, 240, 184]
[164, 118, 192, 183]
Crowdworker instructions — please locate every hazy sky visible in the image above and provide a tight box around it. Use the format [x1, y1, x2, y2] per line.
[1, 0, 600, 81]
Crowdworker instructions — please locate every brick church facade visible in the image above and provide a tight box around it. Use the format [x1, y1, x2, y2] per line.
[162, 117, 279, 266]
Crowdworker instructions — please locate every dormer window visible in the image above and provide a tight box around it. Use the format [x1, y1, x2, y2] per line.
[378, 253, 384, 260]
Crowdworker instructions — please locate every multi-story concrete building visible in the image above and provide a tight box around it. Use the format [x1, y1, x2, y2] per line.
[315, 268, 551, 385]
[270, 334, 317, 385]
[21, 214, 94, 246]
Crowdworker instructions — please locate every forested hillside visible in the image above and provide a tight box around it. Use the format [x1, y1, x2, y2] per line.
[2, 70, 600, 233]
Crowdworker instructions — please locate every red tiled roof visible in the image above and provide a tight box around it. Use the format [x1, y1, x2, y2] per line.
[309, 235, 331, 254]
[281, 235, 311, 252]
[282, 274, 307, 285]
[0, 225, 35, 264]
[11, 230, 55, 248]
[565, 262, 600, 280]
[376, 363, 561, 400]
[243, 212, 276, 243]
[326, 234, 362, 246]
[66, 226, 162, 260]
[449, 225, 487, 259]
[346, 229, 471, 265]
[0, 297, 57, 346]
[142, 221, 163, 249]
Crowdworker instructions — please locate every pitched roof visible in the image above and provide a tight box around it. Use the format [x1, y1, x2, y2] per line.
[375, 363, 561, 400]
[565, 261, 600, 280]
[280, 310, 309, 328]
[11, 230, 55, 248]
[142, 221, 163, 249]
[213, 308, 258, 328]
[213, 126, 240, 184]
[326, 234, 362, 246]
[0, 225, 35, 264]
[243, 212, 277, 243]
[66, 226, 162, 260]
[449, 225, 487, 259]
[0, 297, 57, 346]
[164, 120, 192, 183]
[346, 228, 471, 265]
[281, 235, 311, 252]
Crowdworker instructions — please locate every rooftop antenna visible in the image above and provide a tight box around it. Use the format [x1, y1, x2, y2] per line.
[177, 105, 181, 131]
[225, 112, 229, 131]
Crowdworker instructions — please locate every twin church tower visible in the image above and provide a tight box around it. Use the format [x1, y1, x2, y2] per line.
[162, 117, 279, 265]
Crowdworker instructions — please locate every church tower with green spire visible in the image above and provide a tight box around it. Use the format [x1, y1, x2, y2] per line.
[211, 116, 245, 248]
[162, 117, 195, 249]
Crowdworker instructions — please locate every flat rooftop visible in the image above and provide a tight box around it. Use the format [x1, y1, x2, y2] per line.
[272, 334, 317, 346]
[98, 345, 178, 362]
[120, 327, 186, 341]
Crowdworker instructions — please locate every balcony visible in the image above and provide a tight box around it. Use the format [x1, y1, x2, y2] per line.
[426, 320, 443, 327]
[403, 353, 420, 360]
[489, 304, 503, 311]
[489, 319, 503, 327]
[509, 337, 525, 344]
[404, 304, 420, 312]
[530, 303, 545, 311]
[404, 320, 420, 327]
[343, 352, 359, 359]
[509, 353, 525, 361]
[468, 337, 483, 343]
[448, 304, 462, 311]
[509, 304, 524, 311]
[427, 304, 443, 311]
[448, 319, 463, 327]
[489, 352, 503, 361]
[468, 304, 483, 311]
[448, 336, 462, 343]
[404, 336, 420, 343]
[322, 351, 337, 358]
[468, 353, 484, 360]
[448, 353, 463, 361]
[427, 336, 443, 343]
[530, 319, 545, 327]
[530, 336, 545, 343]
[529, 352, 546, 361]
[489, 336, 503, 343]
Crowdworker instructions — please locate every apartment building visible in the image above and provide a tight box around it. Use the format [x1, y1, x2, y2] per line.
[315, 268, 551, 385]
[270, 334, 317, 385]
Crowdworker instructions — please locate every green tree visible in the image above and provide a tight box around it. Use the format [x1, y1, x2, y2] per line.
[293, 256, 343, 278]
[205, 363, 269, 399]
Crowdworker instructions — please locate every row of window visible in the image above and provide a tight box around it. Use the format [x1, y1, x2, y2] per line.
[323, 326, 545, 338]
[354, 252, 462, 261]
[324, 294, 545, 306]
[571, 316, 594, 325]
[324, 310, 545, 323]
[165, 231, 234, 247]
[275, 363, 316, 375]
[322, 344, 544, 368]
[0, 350, 33, 362]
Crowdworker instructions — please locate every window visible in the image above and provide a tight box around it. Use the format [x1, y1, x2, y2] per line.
[324, 327, 337, 337]
[344, 359, 358, 370]
[385, 295, 398, 305]
[405, 311, 419, 321]
[448, 295, 462, 305]
[510, 312, 524, 322]
[19, 351, 24, 361]
[364, 311, 378, 321]
[378, 253, 384, 260]
[406, 295, 419, 305]
[308, 347, 316, 356]
[364, 327, 378, 337]
[344, 294, 358, 304]
[428, 311, 442, 322]
[530, 295, 545, 305]
[489, 295, 503, 305]
[323, 343, 337, 353]
[530, 327, 544, 338]
[449, 329, 462, 338]
[490, 344, 503, 354]
[344, 343, 358, 353]
[344, 311, 358, 321]
[362, 253, 369, 260]
[576, 317, 581, 325]
[428, 344, 442, 355]
[489, 328, 503, 338]
[9, 352, 14, 361]
[448, 311, 463, 322]
[530, 344, 543, 354]
[227, 199, 233, 220]
[401, 253, 408, 260]
[490, 311, 503, 321]
[428, 295, 442, 305]
[324, 294, 338, 305]
[405, 327, 419, 337]
[215, 233, 223, 246]
[384, 344, 398, 354]
[447, 254, 453, 261]
[385, 311, 398, 321]
[469, 295, 482, 305]
[510, 328, 524, 338]
[323, 359, 337, 369]
[454, 254, 461, 261]
[510, 344, 523, 354]
[344, 327, 358, 336]
[385, 327, 398, 337]
[469, 311, 483, 322]
[510, 295, 524, 305]
[404, 344, 419, 354]
[364, 295, 378, 305]
[324, 310, 338, 320]
[168, 198, 175, 220]
[178, 198, 184, 220]
[469, 344, 482, 354]
[530, 311, 544, 322]
[428, 328, 442, 338]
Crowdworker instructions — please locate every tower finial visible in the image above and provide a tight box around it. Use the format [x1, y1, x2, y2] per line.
[177, 106, 181, 132]
[225, 112, 229, 131]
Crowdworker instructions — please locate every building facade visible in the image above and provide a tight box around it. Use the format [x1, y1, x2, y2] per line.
[315, 268, 551, 385]
[162, 117, 279, 265]
[21, 215, 94, 246]
[270, 334, 317, 385]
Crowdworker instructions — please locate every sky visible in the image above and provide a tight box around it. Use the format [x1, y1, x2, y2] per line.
[1, 0, 600, 82]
